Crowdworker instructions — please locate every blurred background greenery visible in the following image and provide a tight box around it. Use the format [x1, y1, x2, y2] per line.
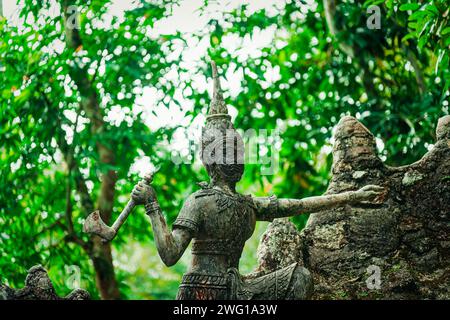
[0, 0, 448, 299]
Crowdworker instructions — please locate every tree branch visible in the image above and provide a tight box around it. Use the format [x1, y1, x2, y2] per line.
[323, 0, 354, 58]
[63, 1, 118, 225]
[41, 90, 95, 215]
[30, 218, 65, 241]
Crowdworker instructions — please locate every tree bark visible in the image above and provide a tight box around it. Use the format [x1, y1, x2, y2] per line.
[62, 1, 120, 299]
[256, 115, 450, 299]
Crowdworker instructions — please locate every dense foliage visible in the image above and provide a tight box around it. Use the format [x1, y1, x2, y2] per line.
[0, 0, 448, 299]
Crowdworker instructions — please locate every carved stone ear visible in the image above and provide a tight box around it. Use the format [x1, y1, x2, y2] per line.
[332, 116, 382, 175]
[436, 115, 450, 141]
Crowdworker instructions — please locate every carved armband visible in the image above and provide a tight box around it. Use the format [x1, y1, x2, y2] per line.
[173, 218, 199, 235]
[172, 193, 203, 235]
[145, 201, 162, 216]
[257, 195, 280, 221]
[268, 195, 279, 216]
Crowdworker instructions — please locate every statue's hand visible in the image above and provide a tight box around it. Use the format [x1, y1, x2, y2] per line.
[131, 180, 157, 205]
[354, 185, 385, 203]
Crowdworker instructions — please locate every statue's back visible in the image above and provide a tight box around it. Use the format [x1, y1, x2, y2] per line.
[174, 187, 256, 299]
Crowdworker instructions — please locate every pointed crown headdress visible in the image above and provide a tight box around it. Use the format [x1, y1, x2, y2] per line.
[200, 61, 244, 182]
[206, 61, 231, 122]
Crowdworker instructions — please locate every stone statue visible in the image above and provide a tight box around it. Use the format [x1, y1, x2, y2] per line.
[0, 265, 90, 300]
[131, 62, 385, 300]
[256, 115, 450, 299]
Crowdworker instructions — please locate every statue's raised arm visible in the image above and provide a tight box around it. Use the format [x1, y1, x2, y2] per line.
[131, 181, 194, 266]
[253, 185, 385, 221]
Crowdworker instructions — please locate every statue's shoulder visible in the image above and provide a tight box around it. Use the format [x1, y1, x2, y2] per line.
[243, 193, 257, 207]
[193, 182, 217, 199]
[175, 186, 213, 232]
[181, 183, 217, 211]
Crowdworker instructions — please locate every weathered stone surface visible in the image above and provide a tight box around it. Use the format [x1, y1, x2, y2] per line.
[0, 265, 90, 300]
[257, 115, 450, 299]
[254, 219, 305, 274]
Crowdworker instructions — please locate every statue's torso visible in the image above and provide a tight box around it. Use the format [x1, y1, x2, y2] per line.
[191, 187, 256, 272]
[174, 187, 257, 299]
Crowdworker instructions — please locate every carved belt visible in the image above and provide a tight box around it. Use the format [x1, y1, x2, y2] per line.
[180, 273, 229, 290]
[191, 239, 233, 256]
[177, 272, 231, 299]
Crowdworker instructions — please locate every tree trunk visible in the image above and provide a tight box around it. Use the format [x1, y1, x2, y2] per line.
[62, 1, 120, 299]
[90, 239, 120, 299]
[89, 161, 120, 300]
[256, 115, 450, 299]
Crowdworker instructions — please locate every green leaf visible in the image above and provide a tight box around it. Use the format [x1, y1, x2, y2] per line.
[441, 27, 450, 35]
[399, 3, 420, 11]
